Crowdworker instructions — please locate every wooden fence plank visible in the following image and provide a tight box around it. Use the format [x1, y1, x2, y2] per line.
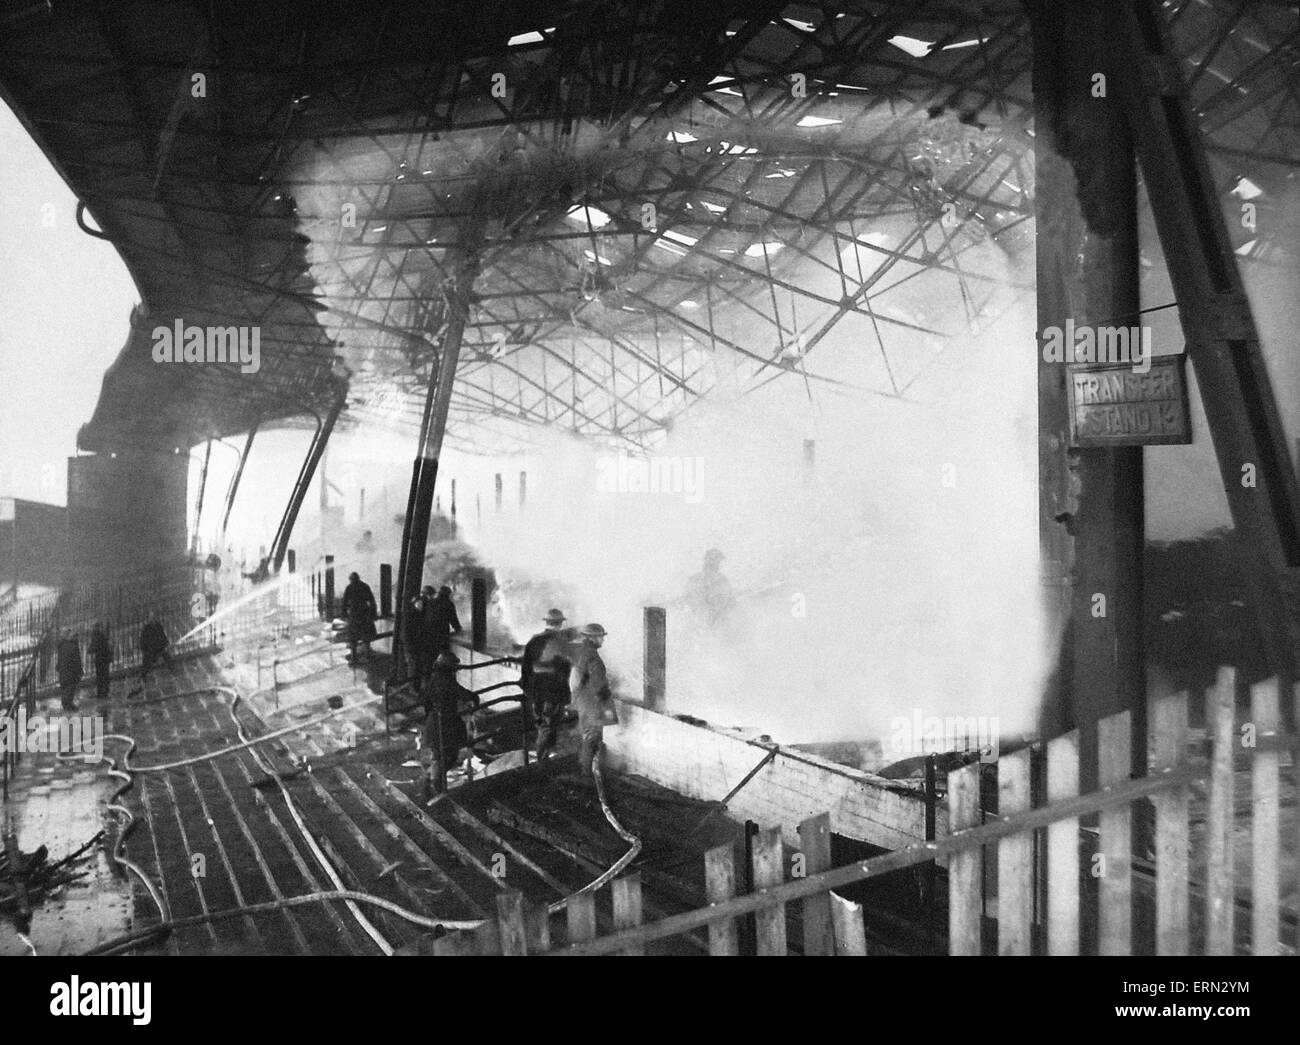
[798, 813, 834, 956]
[1205, 667, 1235, 956]
[526, 900, 550, 954]
[432, 930, 476, 956]
[473, 917, 502, 956]
[1152, 690, 1190, 955]
[567, 891, 597, 946]
[1098, 710, 1132, 955]
[830, 892, 867, 955]
[554, 763, 1206, 956]
[1251, 678, 1280, 956]
[612, 874, 645, 956]
[496, 890, 529, 955]
[1046, 730, 1080, 955]
[752, 826, 788, 955]
[947, 761, 982, 955]
[997, 747, 1033, 955]
[704, 844, 738, 956]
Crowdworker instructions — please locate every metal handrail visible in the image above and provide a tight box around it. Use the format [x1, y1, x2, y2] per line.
[2, 606, 61, 801]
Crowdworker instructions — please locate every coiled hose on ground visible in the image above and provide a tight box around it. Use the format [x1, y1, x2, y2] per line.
[71, 682, 639, 955]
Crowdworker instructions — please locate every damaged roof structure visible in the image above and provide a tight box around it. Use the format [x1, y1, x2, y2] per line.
[2, 0, 1299, 966]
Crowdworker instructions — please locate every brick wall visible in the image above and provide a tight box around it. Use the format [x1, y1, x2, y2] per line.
[605, 700, 946, 852]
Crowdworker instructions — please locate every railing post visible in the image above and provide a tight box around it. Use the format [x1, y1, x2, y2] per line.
[379, 563, 392, 619]
[471, 577, 487, 652]
[324, 555, 335, 619]
[286, 549, 296, 574]
[643, 606, 666, 712]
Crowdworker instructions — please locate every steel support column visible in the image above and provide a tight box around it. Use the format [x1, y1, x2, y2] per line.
[219, 424, 258, 541]
[263, 386, 346, 579]
[190, 437, 212, 556]
[1030, 1, 1145, 777]
[392, 255, 478, 679]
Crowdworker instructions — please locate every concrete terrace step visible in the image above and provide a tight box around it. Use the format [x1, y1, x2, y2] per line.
[32, 647, 759, 955]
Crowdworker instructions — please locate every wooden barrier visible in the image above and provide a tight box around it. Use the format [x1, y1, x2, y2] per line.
[428, 675, 1298, 956]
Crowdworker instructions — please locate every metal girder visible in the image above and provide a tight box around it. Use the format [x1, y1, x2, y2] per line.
[392, 250, 479, 678]
[264, 383, 347, 578]
[219, 424, 258, 540]
[1107, 0, 1300, 699]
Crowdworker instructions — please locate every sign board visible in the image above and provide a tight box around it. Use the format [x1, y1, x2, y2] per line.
[1067, 355, 1191, 447]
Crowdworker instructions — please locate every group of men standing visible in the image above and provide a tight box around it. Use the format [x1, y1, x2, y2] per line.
[519, 608, 616, 778]
[51, 613, 173, 711]
[403, 585, 463, 684]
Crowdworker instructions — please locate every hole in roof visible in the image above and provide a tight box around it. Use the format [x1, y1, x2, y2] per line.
[1232, 176, 1263, 200]
[887, 35, 934, 58]
[508, 28, 554, 47]
[566, 205, 612, 228]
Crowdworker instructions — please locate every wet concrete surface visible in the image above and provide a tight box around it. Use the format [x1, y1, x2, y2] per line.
[4, 630, 749, 955]
[1, 689, 133, 956]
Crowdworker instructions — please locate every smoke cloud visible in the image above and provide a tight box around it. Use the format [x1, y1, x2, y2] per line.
[458, 237, 1049, 749]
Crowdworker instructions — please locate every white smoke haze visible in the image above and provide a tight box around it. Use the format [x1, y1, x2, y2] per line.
[457, 242, 1049, 749]
[216, 187, 1051, 753]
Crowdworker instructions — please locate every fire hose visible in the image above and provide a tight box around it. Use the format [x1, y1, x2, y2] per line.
[70, 683, 640, 954]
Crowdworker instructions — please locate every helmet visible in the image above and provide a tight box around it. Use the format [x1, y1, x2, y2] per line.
[420, 585, 435, 597]
[434, 651, 461, 669]
[438, 585, 452, 597]
[580, 623, 607, 639]
[543, 608, 566, 625]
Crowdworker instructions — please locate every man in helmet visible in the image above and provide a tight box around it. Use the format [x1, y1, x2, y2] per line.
[520, 608, 574, 761]
[427, 585, 463, 656]
[404, 585, 439, 686]
[418, 651, 480, 795]
[569, 623, 617, 779]
[686, 547, 736, 626]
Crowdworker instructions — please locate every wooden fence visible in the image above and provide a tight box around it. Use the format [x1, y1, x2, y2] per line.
[431, 667, 1297, 955]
